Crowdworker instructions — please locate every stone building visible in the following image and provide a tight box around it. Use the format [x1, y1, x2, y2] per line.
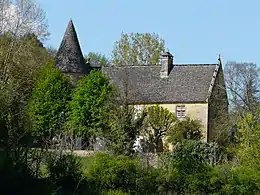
[55, 20, 228, 142]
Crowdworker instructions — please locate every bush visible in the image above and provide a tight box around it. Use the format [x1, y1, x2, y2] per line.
[209, 165, 260, 194]
[166, 117, 202, 145]
[84, 152, 139, 192]
[83, 152, 162, 194]
[158, 140, 214, 194]
[46, 152, 83, 194]
[0, 153, 51, 195]
[38, 145, 260, 194]
[135, 166, 160, 194]
[102, 189, 130, 195]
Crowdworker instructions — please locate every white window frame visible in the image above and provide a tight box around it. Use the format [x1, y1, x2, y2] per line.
[176, 105, 186, 118]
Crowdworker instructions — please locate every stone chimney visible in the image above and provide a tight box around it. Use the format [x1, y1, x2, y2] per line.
[160, 51, 173, 78]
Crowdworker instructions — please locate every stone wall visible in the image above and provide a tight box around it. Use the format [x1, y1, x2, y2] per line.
[208, 65, 229, 141]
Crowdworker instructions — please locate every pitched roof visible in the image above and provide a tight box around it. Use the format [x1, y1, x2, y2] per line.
[102, 64, 218, 103]
[55, 20, 88, 73]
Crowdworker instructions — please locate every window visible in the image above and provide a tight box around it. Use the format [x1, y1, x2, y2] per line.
[176, 105, 186, 118]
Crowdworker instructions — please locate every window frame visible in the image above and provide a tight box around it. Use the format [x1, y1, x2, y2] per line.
[176, 105, 186, 118]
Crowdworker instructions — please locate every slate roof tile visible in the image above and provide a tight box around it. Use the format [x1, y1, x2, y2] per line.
[102, 64, 217, 103]
[55, 20, 88, 73]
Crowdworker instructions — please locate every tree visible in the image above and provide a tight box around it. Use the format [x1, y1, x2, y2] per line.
[0, 82, 11, 149]
[160, 140, 218, 194]
[0, 1, 50, 179]
[47, 46, 57, 58]
[111, 32, 166, 66]
[85, 52, 109, 66]
[0, 33, 49, 153]
[224, 62, 260, 115]
[141, 105, 176, 152]
[26, 59, 72, 143]
[0, 0, 49, 39]
[67, 70, 114, 147]
[236, 112, 260, 168]
[0, 34, 49, 97]
[0, 0, 49, 86]
[102, 104, 146, 156]
[22, 33, 44, 47]
[166, 117, 202, 145]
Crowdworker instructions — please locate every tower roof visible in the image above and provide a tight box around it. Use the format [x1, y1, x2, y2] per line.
[55, 20, 88, 73]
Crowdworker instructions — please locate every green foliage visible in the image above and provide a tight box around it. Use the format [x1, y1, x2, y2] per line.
[159, 140, 214, 194]
[209, 165, 260, 194]
[83, 152, 159, 194]
[142, 105, 176, 152]
[0, 33, 50, 99]
[85, 52, 110, 66]
[102, 105, 146, 155]
[0, 82, 11, 146]
[0, 34, 50, 144]
[166, 117, 203, 145]
[27, 59, 72, 138]
[46, 153, 83, 194]
[22, 33, 44, 48]
[236, 112, 260, 168]
[111, 32, 166, 66]
[163, 140, 213, 174]
[84, 152, 139, 192]
[67, 70, 114, 138]
[102, 189, 130, 195]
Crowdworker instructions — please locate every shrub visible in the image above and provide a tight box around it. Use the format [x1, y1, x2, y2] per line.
[135, 166, 161, 194]
[84, 152, 139, 192]
[209, 165, 260, 194]
[46, 152, 83, 194]
[83, 152, 162, 194]
[166, 117, 202, 145]
[158, 140, 214, 194]
[102, 189, 130, 195]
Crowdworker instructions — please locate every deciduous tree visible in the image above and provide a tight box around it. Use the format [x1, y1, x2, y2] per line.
[166, 117, 202, 145]
[0, 33, 49, 151]
[102, 105, 146, 156]
[236, 112, 260, 168]
[26, 59, 72, 143]
[0, 0, 49, 85]
[85, 52, 109, 66]
[141, 105, 176, 152]
[0, 0, 49, 39]
[224, 61, 260, 115]
[111, 33, 166, 66]
[67, 70, 114, 147]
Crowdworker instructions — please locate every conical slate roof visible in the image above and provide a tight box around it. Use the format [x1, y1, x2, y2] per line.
[55, 20, 88, 73]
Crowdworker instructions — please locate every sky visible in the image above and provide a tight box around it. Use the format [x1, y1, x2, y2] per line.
[37, 0, 260, 65]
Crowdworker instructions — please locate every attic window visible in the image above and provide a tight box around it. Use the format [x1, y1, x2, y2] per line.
[176, 105, 186, 118]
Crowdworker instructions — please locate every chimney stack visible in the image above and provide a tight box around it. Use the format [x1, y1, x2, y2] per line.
[160, 51, 173, 78]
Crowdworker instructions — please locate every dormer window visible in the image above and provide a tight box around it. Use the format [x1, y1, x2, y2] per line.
[176, 105, 186, 118]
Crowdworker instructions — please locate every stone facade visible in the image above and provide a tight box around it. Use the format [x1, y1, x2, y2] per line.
[55, 20, 229, 146]
[207, 61, 229, 141]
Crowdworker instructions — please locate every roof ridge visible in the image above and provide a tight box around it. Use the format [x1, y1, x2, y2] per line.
[103, 65, 160, 68]
[103, 64, 217, 68]
[174, 64, 217, 66]
[206, 63, 221, 102]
